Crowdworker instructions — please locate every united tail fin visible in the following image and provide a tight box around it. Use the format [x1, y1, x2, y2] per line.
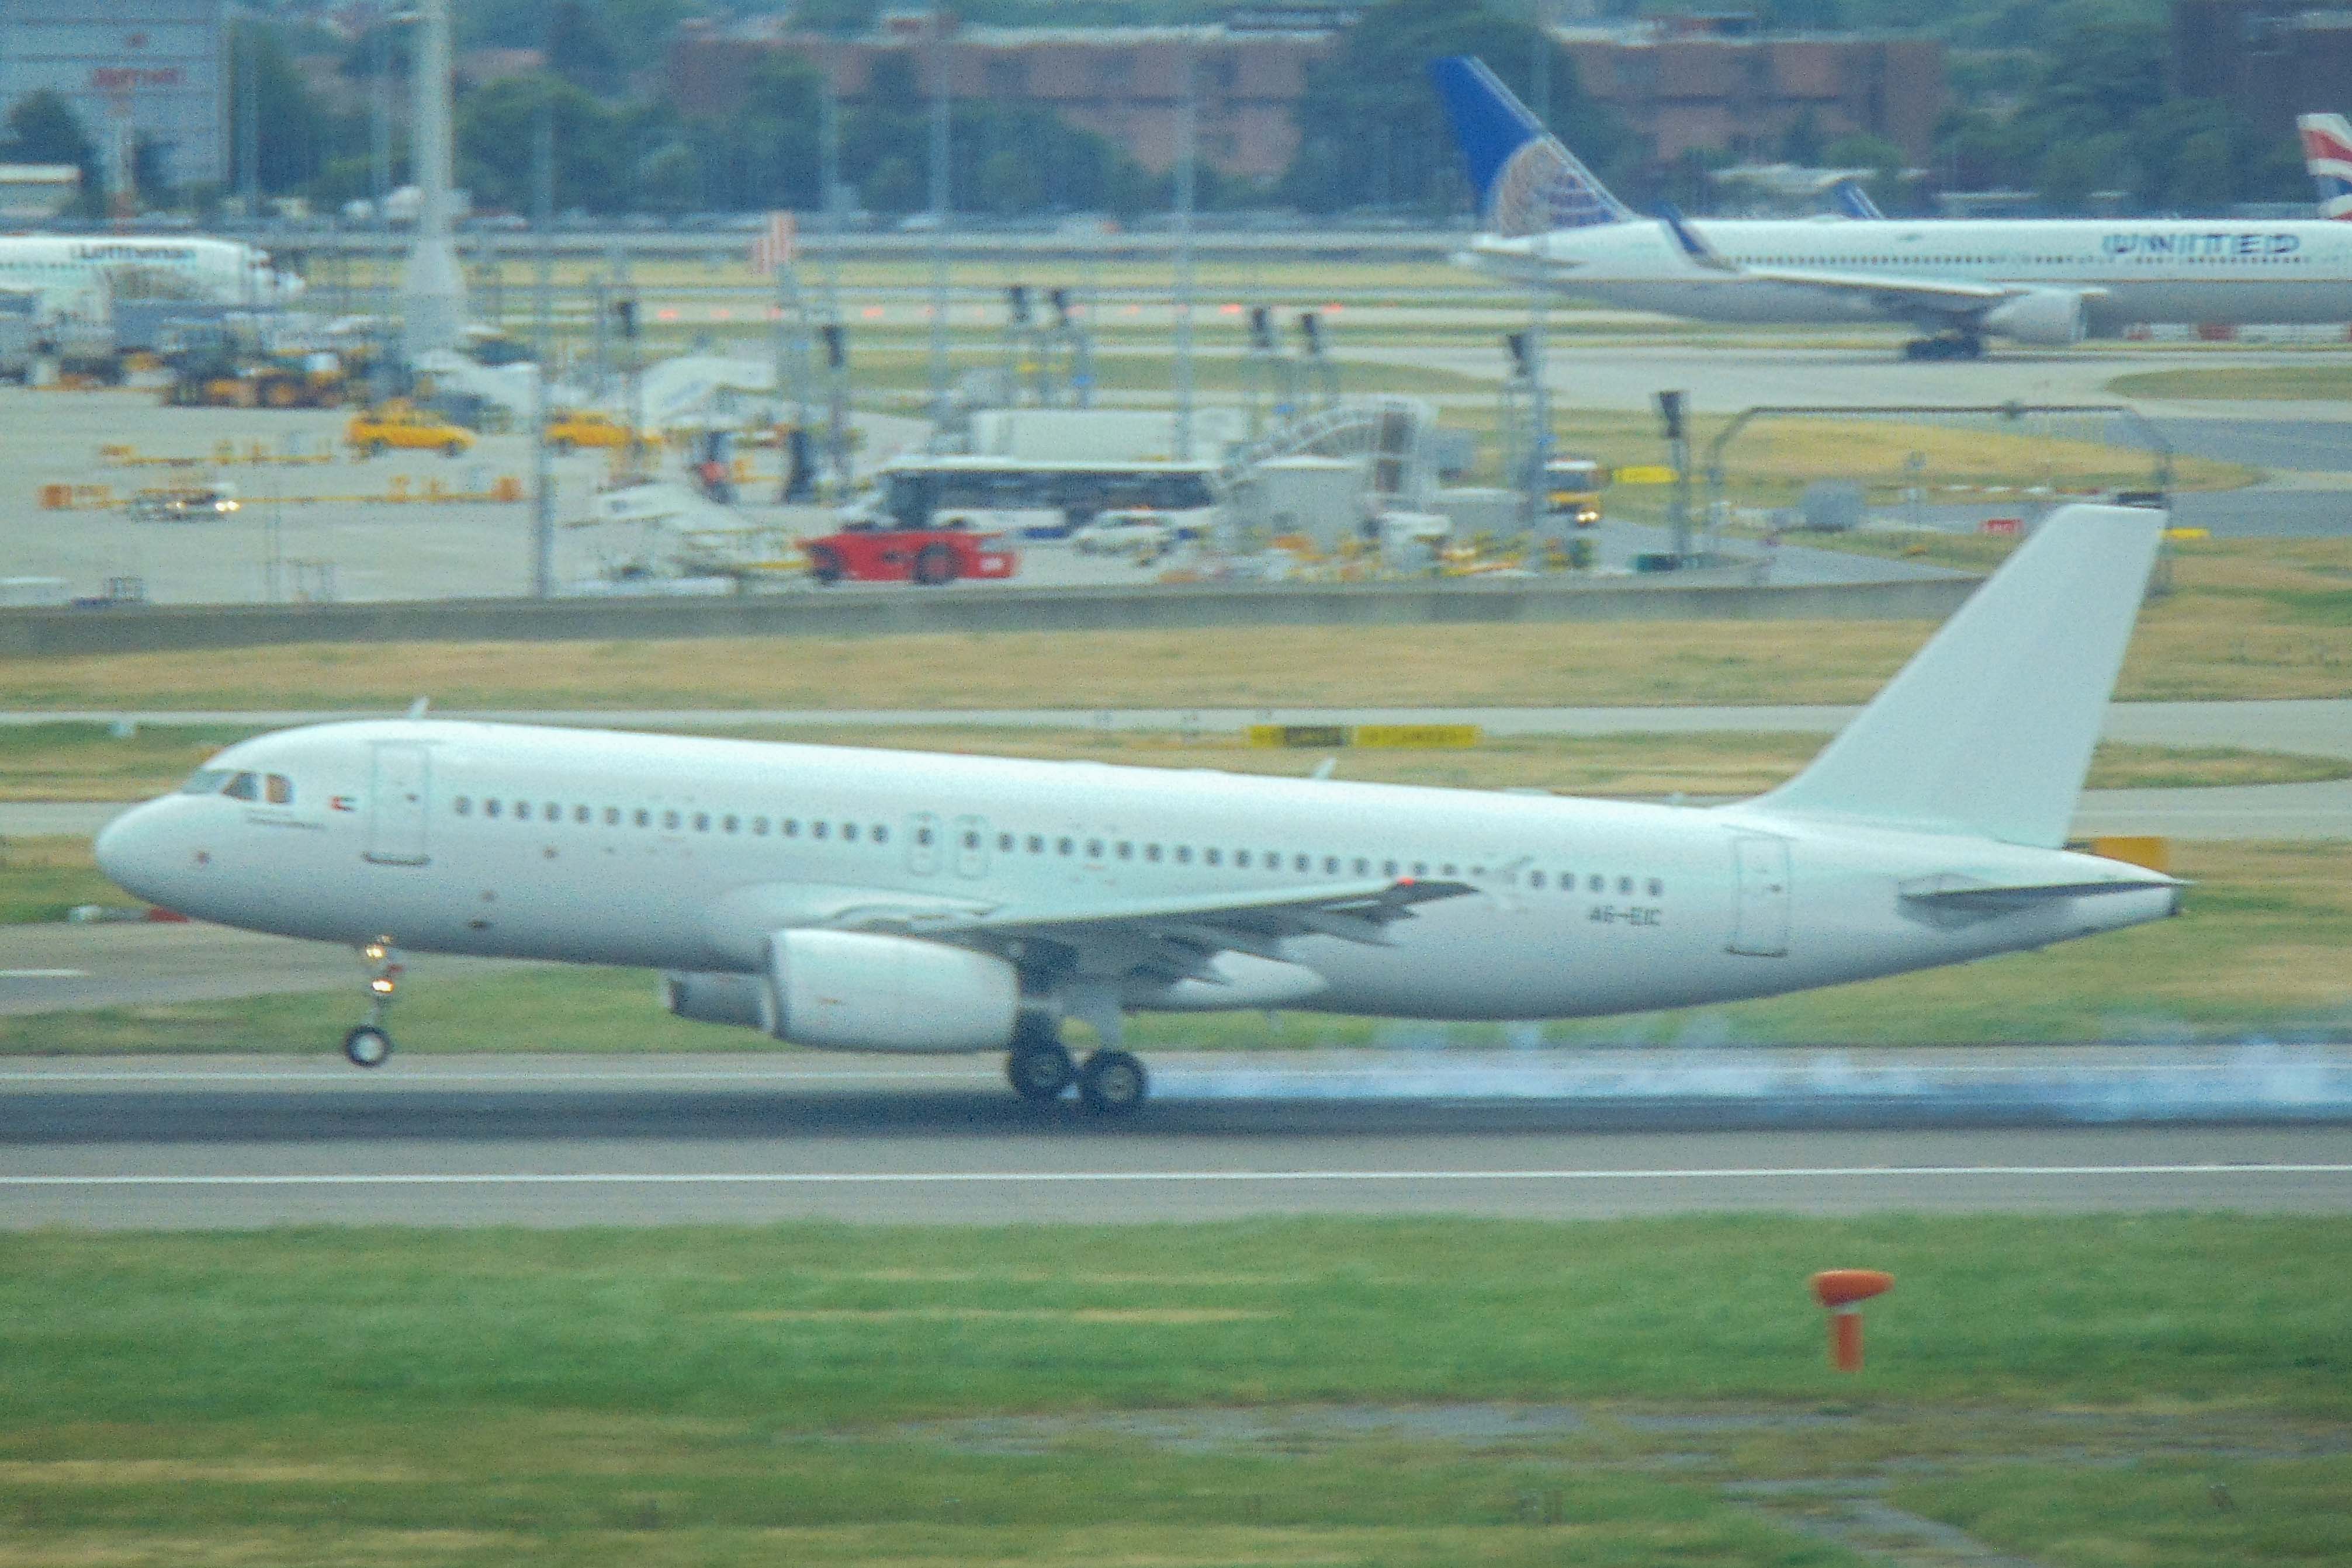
[1428, 55, 1633, 237]
[1754, 504, 2165, 848]
[2299, 113, 2352, 220]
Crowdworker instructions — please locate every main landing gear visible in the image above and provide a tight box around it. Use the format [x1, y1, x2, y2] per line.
[342, 939, 402, 1068]
[1005, 1014, 1149, 1115]
[1902, 332, 1986, 362]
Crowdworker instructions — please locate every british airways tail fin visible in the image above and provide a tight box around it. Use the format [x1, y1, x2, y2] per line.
[1831, 177, 1885, 220]
[1428, 55, 1633, 237]
[1755, 504, 2164, 848]
[2299, 113, 2352, 220]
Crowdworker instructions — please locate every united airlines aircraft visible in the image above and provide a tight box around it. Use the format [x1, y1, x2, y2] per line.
[1434, 56, 2352, 359]
[96, 505, 2177, 1113]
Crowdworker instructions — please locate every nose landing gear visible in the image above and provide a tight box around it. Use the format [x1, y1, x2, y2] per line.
[343, 939, 401, 1068]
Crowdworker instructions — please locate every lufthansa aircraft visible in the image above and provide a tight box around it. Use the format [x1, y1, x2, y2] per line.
[0, 235, 303, 308]
[1433, 55, 2352, 359]
[97, 505, 2178, 1113]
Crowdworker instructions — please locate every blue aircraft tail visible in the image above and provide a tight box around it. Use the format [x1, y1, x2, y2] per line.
[1428, 55, 1632, 237]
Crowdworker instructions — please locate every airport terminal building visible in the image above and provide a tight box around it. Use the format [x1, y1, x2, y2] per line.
[0, 0, 228, 192]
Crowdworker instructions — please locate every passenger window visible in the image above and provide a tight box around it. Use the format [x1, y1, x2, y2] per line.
[1588, 875, 1603, 893]
[1204, 848, 1221, 866]
[1176, 845, 1193, 864]
[916, 826, 933, 846]
[1294, 854, 1310, 873]
[224, 772, 259, 802]
[635, 809, 650, 828]
[873, 824, 888, 844]
[455, 796, 472, 816]
[998, 832, 1014, 852]
[1648, 878, 1664, 897]
[1530, 870, 1546, 889]
[1236, 851, 1251, 868]
[844, 823, 860, 842]
[487, 799, 503, 818]
[692, 813, 710, 832]
[1442, 864, 1457, 877]
[516, 802, 533, 821]
[266, 774, 293, 805]
[784, 819, 799, 837]
[607, 807, 622, 827]
[1146, 844, 1162, 862]
[545, 803, 560, 822]
[661, 810, 680, 830]
[813, 821, 830, 839]
[1352, 858, 1367, 876]
[1383, 860, 1398, 877]
[753, 816, 768, 835]
[1027, 835, 1044, 854]
[1619, 876, 1634, 896]
[723, 815, 739, 834]
[1412, 861, 1427, 876]
[1116, 841, 1132, 860]
[1086, 839, 1104, 859]
[575, 806, 591, 824]
[965, 831, 982, 850]
[1325, 856, 1340, 875]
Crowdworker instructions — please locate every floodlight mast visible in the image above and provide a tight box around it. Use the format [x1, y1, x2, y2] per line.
[1173, 28, 1198, 461]
[925, 3, 951, 447]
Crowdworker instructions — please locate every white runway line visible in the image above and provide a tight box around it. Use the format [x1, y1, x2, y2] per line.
[2, 1164, 2347, 1188]
[0, 970, 90, 979]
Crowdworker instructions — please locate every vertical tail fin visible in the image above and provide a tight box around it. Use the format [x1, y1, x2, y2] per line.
[1428, 55, 1632, 238]
[2299, 113, 2352, 220]
[1755, 504, 2165, 847]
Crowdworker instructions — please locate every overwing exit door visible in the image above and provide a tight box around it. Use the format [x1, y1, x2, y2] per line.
[365, 742, 432, 866]
[1729, 834, 1790, 957]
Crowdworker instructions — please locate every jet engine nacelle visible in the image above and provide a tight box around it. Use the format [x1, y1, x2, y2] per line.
[1979, 290, 2088, 346]
[661, 970, 770, 1029]
[765, 929, 1019, 1053]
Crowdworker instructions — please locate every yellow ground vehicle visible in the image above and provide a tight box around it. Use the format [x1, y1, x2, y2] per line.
[545, 409, 654, 453]
[347, 400, 474, 459]
[1543, 457, 1609, 526]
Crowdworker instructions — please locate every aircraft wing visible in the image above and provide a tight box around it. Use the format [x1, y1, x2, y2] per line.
[1655, 211, 2093, 320]
[838, 877, 1478, 981]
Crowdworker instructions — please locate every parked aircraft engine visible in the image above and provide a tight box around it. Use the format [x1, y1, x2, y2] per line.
[661, 970, 769, 1029]
[1980, 290, 2090, 346]
[765, 929, 1020, 1053]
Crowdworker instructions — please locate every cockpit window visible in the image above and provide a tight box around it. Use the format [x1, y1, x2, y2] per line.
[223, 772, 260, 802]
[179, 769, 231, 795]
[266, 773, 293, 805]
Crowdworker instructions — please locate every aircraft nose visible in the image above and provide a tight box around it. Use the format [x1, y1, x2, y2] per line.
[92, 803, 169, 903]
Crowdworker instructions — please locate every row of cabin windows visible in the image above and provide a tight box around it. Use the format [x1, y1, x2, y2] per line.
[181, 768, 295, 804]
[452, 796, 889, 843]
[1731, 252, 2306, 269]
[451, 795, 1665, 899]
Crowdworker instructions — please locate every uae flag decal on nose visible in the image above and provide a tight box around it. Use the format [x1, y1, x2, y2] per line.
[331, 795, 358, 812]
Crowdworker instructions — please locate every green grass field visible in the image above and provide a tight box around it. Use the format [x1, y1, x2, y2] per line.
[2109, 363, 2352, 403]
[9, 841, 2347, 1051]
[0, 1216, 2343, 1567]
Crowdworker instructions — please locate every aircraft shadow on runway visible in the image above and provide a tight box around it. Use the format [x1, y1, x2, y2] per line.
[0, 1087, 2328, 1146]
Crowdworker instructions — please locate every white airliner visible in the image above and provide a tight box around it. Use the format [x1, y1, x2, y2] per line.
[1432, 57, 2352, 359]
[0, 235, 303, 309]
[95, 505, 2177, 1113]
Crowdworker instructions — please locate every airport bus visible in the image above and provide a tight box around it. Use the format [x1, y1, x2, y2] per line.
[849, 455, 1221, 542]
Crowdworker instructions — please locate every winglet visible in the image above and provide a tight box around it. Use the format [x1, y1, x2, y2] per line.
[1657, 204, 1735, 270]
[1831, 177, 1885, 220]
[2298, 113, 2352, 220]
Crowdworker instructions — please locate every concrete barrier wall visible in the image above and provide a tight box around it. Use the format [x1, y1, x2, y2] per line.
[0, 577, 1982, 660]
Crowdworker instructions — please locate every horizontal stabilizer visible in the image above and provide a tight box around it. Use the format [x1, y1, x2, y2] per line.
[1901, 874, 2180, 908]
[1755, 504, 2165, 847]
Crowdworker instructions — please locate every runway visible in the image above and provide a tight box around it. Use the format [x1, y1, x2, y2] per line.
[2, 1053, 2346, 1228]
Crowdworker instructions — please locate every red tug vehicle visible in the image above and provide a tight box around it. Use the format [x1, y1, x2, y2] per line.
[799, 521, 1017, 587]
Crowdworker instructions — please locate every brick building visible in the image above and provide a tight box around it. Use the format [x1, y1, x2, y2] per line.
[1554, 18, 1946, 166]
[667, 13, 1339, 181]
